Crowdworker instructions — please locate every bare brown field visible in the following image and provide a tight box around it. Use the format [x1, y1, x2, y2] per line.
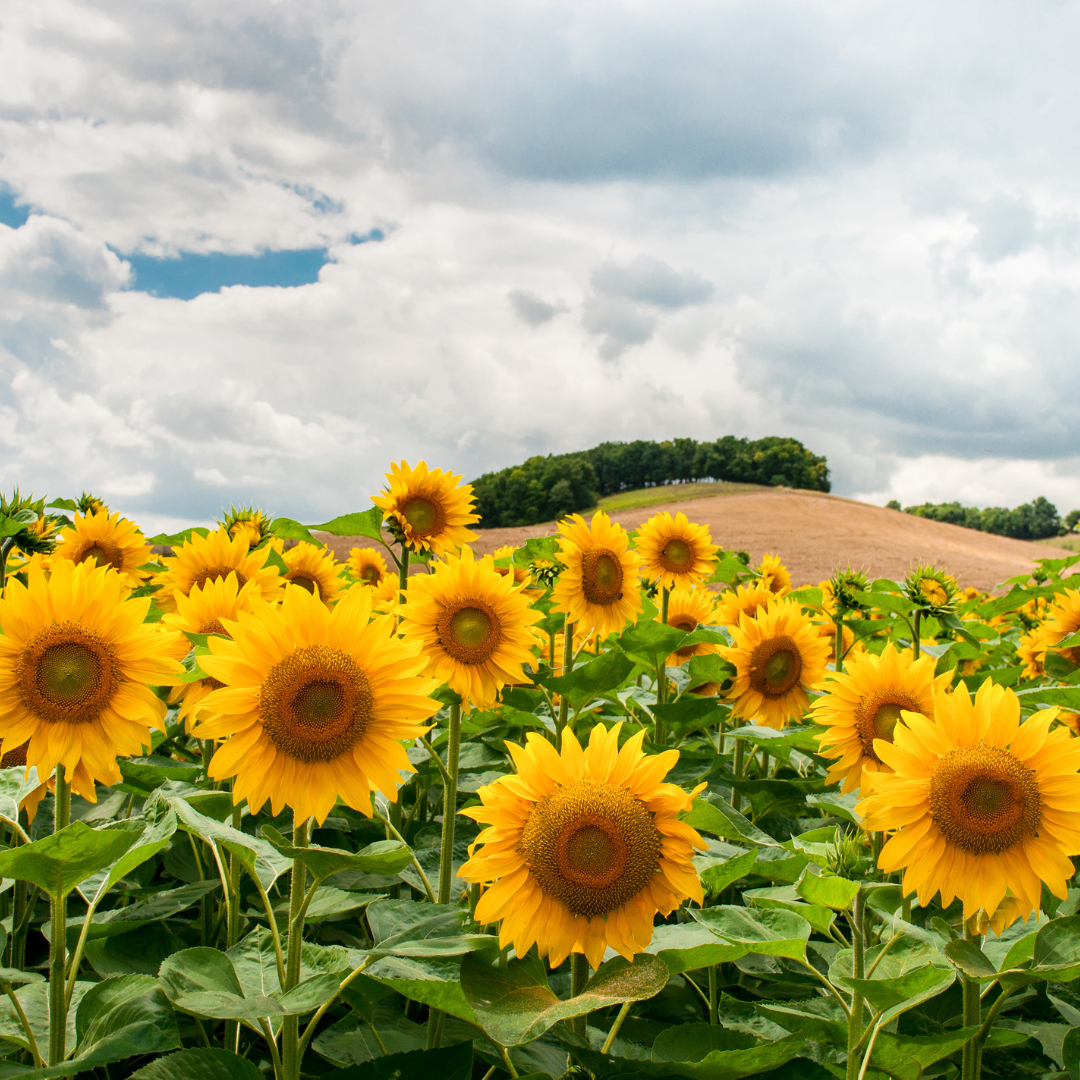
[318, 488, 1074, 592]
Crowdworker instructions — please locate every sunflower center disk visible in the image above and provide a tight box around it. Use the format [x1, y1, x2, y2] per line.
[748, 636, 802, 699]
[930, 745, 1041, 855]
[401, 496, 444, 538]
[660, 538, 693, 571]
[853, 693, 918, 760]
[437, 600, 500, 665]
[581, 549, 623, 606]
[289, 574, 318, 595]
[360, 567, 380, 583]
[192, 565, 247, 591]
[78, 542, 123, 570]
[18, 623, 120, 725]
[670, 616, 699, 657]
[518, 778, 662, 917]
[260, 644, 373, 763]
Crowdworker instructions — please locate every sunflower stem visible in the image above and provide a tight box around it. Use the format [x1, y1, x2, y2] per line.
[602, 1001, 632, 1053]
[961, 924, 982, 1080]
[557, 619, 574, 739]
[224, 798, 243, 1055]
[438, 703, 462, 905]
[834, 617, 844, 673]
[398, 546, 410, 597]
[48, 765, 70, 1067]
[845, 888, 866, 1080]
[912, 610, 922, 661]
[731, 739, 744, 812]
[570, 953, 589, 1036]
[281, 814, 311, 1080]
[708, 966, 719, 1025]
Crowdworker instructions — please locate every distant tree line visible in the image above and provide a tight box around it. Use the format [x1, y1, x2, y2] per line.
[885, 495, 1072, 540]
[471, 436, 830, 528]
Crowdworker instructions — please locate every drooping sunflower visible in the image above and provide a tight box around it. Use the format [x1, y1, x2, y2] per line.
[859, 680, 1080, 924]
[551, 511, 643, 638]
[276, 541, 345, 606]
[719, 597, 830, 729]
[53, 509, 155, 588]
[347, 546, 390, 587]
[153, 529, 283, 613]
[0, 559, 183, 797]
[460, 722, 706, 970]
[714, 581, 774, 627]
[193, 584, 440, 824]
[635, 511, 719, 591]
[397, 546, 543, 710]
[662, 585, 719, 668]
[161, 573, 262, 730]
[813, 644, 951, 793]
[373, 460, 480, 556]
[756, 553, 791, 597]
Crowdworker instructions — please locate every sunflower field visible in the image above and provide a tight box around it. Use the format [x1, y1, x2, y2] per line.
[0, 467, 1079, 1080]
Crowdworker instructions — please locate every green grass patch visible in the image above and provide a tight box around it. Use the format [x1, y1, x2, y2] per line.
[596, 481, 768, 514]
[1038, 535, 1080, 551]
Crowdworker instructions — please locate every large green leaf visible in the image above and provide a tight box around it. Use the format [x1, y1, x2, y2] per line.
[0, 821, 143, 899]
[653, 698, 724, 738]
[268, 517, 323, 546]
[261, 825, 411, 881]
[130, 1048, 263, 1080]
[644, 922, 749, 975]
[365, 957, 476, 1024]
[616, 621, 688, 669]
[58, 881, 220, 947]
[313, 1005, 428, 1067]
[319, 1042, 474, 1080]
[541, 649, 636, 707]
[697, 849, 758, 898]
[838, 965, 954, 1013]
[795, 871, 859, 911]
[158, 948, 284, 1024]
[680, 798, 783, 849]
[365, 900, 490, 959]
[689, 905, 812, 961]
[460, 951, 668, 1047]
[0, 981, 94, 1060]
[310, 509, 387, 543]
[742, 886, 835, 937]
[0, 766, 48, 831]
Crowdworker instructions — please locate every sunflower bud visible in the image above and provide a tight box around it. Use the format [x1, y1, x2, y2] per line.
[903, 564, 958, 618]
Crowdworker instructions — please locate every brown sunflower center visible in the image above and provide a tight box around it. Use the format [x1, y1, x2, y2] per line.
[401, 496, 445, 539]
[78, 541, 124, 571]
[670, 616, 700, 657]
[191, 565, 247, 592]
[288, 574, 318, 596]
[581, 548, 623, 606]
[660, 538, 693, 572]
[929, 745, 1041, 855]
[17, 623, 121, 725]
[199, 619, 229, 638]
[748, 636, 802, 698]
[0, 741, 29, 768]
[854, 692, 921, 762]
[518, 777, 662, 917]
[359, 565, 382, 584]
[436, 599, 500, 664]
[260, 644, 373, 763]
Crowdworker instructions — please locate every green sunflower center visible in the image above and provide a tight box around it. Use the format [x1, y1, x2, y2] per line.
[360, 566, 381, 583]
[437, 600, 500, 665]
[581, 549, 623, 606]
[78, 542, 124, 571]
[401, 496, 444, 538]
[854, 692, 921, 761]
[289, 574, 318, 596]
[660, 538, 693, 571]
[748, 636, 803, 698]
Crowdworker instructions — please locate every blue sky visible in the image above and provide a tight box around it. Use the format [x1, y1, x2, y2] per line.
[1, 1, 1079, 534]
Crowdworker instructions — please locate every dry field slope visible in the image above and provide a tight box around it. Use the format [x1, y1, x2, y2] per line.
[320, 488, 1072, 593]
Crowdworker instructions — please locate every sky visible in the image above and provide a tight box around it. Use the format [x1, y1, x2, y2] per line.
[2, 0, 1079, 535]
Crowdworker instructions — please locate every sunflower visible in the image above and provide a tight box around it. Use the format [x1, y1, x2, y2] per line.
[756, 553, 791, 597]
[0, 742, 47, 824]
[0, 559, 183, 798]
[1039, 589, 1080, 665]
[662, 586, 719, 667]
[813, 644, 951, 793]
[397, 546, 543, 710]
[714, 582, 774, 627]
[193, 584, 440, 824]
[369, 575, 402, 615]
[719, 598, 830, 729]
[551, 511, 643, 638]
[161, 573, 262, 730]
[460, 722, 706, 970]
[153, 529, 283, 613]
[858, 680, 1080, 923]
[635, 511, 719, 591]
[53, 509, 155, 588]
[904, 565, 957, 617]
[220, 506, 269, 549]
[277, 541, 345, 606]
[373, 460, 480, 556]
[347, 546, 390, 587]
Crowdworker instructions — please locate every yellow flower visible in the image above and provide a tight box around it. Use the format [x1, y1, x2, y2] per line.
[719, 597, 830, 729]
[858, 680, 1080, 923]
[369, 575, 402, 616]
[662, 586, 719, 667]
[154, 529, 283, 613]
[634, 511, 719, 590]
[397, 546, 543, 710]
[373, 460, 480, 556]
[714, 582, 774, 627]
[0, 560, 183, 798]
[194, 584, 440, 824]
[459, 722, 706, 970]
[277, 541, 345, 606]
[813, 644, 950, 794]
[551, 511, 643, 638]
[756, 553, 791, 597]
[347, 547, 390, 587]
[220, 506, 269, 549]
[1040, 589, 1080, 665]
[0, 741, 48, 824]
[161, 573, 262, 731]
[53, 509, 154, 588]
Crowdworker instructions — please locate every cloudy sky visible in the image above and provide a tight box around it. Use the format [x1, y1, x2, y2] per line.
[2, 0, 1079, 533]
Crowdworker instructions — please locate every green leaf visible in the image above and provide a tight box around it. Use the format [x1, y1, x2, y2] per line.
[616, 621, 688, 668]
[679, 797, 783, 848]
[302, 886, 382, 921]
[118, 758, 202, 793]
[260, 826, 411, 881]
[1029, 914, 1080, 983]
[541, 649, 635, 708]
[742, 886, 836, 937]
[130, 1048, 263, 1080]
[147, 528, 209, 547]
[62, 881, 220, 945]
[0, 981, 94, 1061]
[795, 871, 859, 911]
[644, 922, 750, 975]
[159, 948, 284, 1023]
[804, 791, 861, 825]
[689, 905, 811, 960]
[311, 508, 387, 543]
[278, 973, 342, 1016]
[0, 767, 49, 831]
[1064, 1025, 1080, 1080]
[652, 697, 724, 739]
[318, 1042, 474, 1080]
[365, 956, 476, 1024]
[313, 1005, 427, 1067]
[0, 821, 142, 899]
[461, 951, 668, 1047]
[839, 965, 954, 1013]
[46, 498, 78, 512]
[698, 849, 758, 898]
[366, 900, 490, 959]
[268, 517, 322, 546]
[945, 938, 999, 981]
[262, 545, 289, 575]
